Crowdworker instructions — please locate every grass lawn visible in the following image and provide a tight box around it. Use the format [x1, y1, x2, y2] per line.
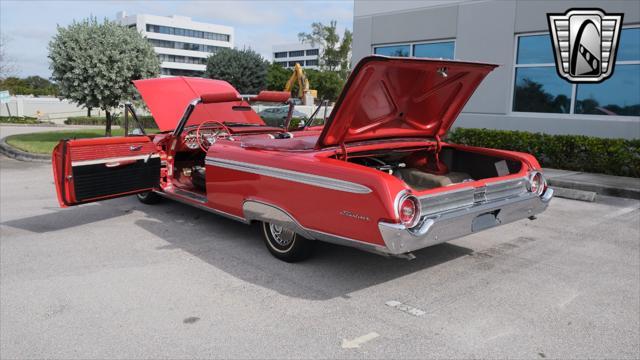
[5, 129, 156, 154]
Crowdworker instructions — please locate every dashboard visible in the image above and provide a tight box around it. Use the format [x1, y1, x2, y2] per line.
[183, 128, 229, 150]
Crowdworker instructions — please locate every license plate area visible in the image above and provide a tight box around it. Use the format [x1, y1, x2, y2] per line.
[472, 210, 501, 232]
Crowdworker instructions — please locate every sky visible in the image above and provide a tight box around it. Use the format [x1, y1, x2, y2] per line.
[0, 0, 354, 78]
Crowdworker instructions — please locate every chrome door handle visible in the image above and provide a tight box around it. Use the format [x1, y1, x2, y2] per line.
[130, 145, 143, 151]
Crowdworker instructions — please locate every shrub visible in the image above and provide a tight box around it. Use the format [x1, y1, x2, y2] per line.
[65, 115, 157, 128]
[446, 128, 640, 178]
[0, 116, 39, 124]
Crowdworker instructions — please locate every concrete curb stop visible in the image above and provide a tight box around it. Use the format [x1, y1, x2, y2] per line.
[0, 138, 50, 162]
[550, 187, 597, 202]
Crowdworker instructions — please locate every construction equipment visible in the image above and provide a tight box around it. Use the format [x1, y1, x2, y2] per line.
[284, 63, 317, 105]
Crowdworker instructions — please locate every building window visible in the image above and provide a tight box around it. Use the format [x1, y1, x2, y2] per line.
[306, 49, 319, 56]
[146, 24, 230, 42]
[373, 40, 455, 59]
[157, 54, 207, 65]
[374, 45, 409, 57]
[160, 68, 204, 76]
[413, 41, 455, 59]
[288, 61, 300, 67]
[274, 52, 287, 58]
[305, 59, 318, 66]
[513, 28, 640, 116]
[148, 38, 222, 53]
[288, 50, 305, 57]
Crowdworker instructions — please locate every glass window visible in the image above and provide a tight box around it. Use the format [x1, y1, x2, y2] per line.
[513, 67, 572, 113]
[288, 61, 299, 67]
[516, 34, 555, 64]
[617, 28, 640, 61]
[274, 52, 287, 59]
[305, 59, 318, 66]
[413, 42, 454, 59]
[575, 64, 640, 116]
[289, 50, 305, 57]
[374, 45, 410, 57]
[306, 49, 319, 56]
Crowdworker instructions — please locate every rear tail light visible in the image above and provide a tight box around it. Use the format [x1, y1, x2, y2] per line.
[529, 171, 547, 196]
[398, 194, 421, 228]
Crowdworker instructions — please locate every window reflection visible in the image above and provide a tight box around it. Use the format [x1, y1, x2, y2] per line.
[617, 28, 640, 62]
[413, 42, 455, 59]
[575, 64, 640, 116]
[516, 34, 555, 64]
[513, 67, 571, 113]
[374, 45, 410, 57]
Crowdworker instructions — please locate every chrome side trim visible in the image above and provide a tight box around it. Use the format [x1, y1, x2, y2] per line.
[71, 154, 159, 167]
[205, 157, 372, 194]
[242, 200, 394, 257]
[242, 200, 314, 239]
[155, 190, 249, 224]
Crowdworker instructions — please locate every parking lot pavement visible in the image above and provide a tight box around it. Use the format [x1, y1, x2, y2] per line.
[1, 154, 638, 359]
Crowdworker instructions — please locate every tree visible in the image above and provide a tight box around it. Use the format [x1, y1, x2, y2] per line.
[298, 21, 352, 79]
[305, 69, 344, 102]
[49, 17, 159, 136]
[0, 76, 58, 96]
[205, 48, 268, 94]
[265, 62, 290, 91]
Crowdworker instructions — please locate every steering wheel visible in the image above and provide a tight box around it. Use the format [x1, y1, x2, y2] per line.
[196, 121, 231, 152]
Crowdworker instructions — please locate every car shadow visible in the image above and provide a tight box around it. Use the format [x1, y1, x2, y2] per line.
[3, 196, 472, 301]
[133, 198, 473, 301]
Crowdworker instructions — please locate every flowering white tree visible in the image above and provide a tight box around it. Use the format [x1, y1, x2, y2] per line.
[49, 17, 159, 136]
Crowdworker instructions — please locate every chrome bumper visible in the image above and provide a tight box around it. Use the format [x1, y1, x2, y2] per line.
[378, 188, 553, 255]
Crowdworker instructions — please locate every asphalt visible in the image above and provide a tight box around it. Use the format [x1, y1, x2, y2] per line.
[1, 155, 639, 359]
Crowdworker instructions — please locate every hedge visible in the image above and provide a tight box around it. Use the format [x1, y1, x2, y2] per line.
[0, 116, 40, 124]
[446, 128, 640, 178]
[65, 115, 157, 129]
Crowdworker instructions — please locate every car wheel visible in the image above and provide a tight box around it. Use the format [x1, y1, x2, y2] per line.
[136, 191, 162, 204]
[261, 222, 313, 262]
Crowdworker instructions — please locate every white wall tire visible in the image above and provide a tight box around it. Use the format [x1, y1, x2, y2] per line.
[261, 222, 313, 262]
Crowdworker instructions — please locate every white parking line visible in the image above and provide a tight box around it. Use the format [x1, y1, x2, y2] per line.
[386, 300, 426, 317]
[341, 332, 380, 349]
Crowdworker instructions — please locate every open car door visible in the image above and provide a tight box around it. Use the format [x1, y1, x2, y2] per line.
[52, 136, 161, 207]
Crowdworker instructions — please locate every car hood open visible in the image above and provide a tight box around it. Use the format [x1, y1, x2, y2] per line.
[316, 56, 497, 148]
[133, 77, 264, 132]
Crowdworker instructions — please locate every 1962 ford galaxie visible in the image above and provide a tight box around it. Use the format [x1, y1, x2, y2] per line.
[52, 56, 553, 262]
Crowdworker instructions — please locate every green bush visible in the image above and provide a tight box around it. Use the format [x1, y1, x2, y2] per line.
[446, 128, 640, 178]
[65, 115, 157, 129]
[0, 116, 40, 124]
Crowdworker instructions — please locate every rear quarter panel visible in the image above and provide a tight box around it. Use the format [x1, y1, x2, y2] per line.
[205, 142, 406, 246]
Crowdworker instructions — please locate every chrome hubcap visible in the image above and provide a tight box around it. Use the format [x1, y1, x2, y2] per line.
[269, 224, 295, 247]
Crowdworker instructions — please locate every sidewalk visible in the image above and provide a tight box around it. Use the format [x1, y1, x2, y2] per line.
[544, 168, 640, 200]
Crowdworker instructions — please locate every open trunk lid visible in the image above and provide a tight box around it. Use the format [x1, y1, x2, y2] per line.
[316, 56, 497, 148]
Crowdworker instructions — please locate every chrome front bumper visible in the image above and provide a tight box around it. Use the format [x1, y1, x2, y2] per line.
[378, 188, 553, 255]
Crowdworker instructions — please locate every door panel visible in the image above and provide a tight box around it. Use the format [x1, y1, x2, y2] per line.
[52, 136, 161, 207]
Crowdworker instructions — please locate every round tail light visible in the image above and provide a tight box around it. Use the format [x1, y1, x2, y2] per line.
[529, 171, 547, 196]
[398, 194, 421, 228]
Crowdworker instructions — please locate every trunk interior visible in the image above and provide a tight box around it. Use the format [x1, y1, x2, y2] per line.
[341, 146, 523, 191]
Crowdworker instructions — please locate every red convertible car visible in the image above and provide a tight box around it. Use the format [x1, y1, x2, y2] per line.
[52, 56, 553, 262]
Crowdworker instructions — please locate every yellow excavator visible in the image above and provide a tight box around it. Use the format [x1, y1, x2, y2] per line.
[284, 63, 317, 105]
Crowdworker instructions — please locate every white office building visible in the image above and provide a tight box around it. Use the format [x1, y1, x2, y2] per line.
[117, 12, 234, 77]
[272, 42, 322, 69]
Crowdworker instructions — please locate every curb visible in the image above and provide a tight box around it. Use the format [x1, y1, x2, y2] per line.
[550, 186, 597, 202]
[547, 177, 640, 201]
[0, 138, 50, 162]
